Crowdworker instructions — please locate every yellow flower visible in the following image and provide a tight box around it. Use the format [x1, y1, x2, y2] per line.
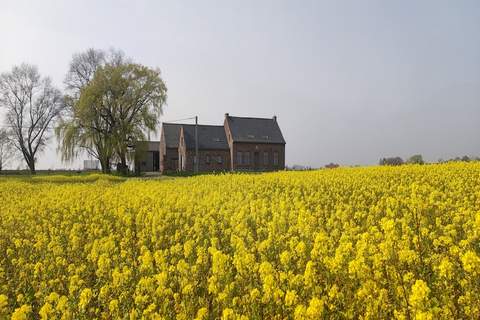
[0, 163, 479, 318]
[11, 304, 32, 320]
[285, 290, 297, 307]
[79, 288, 93, 311]
[221, 308, 235, 320]
[39, 302, 54, 320]
[409, 280, 430, 309]
[306, 297, 324, 318]
[294, 304, 306, 320]
[461, 251, 480, 274]
[437, 257, 453, 279]
[195, 307, 208, 320]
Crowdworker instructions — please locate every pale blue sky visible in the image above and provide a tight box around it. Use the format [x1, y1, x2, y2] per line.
[1, 0, 479, 169]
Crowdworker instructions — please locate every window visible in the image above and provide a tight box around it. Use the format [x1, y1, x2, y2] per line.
[217, 155, 222, 164]
[263, 152, 269, 165]
[206, 155, 210, 164]
[244, 151, 250, 165]
[273, 152, 279, 166]
[237, 152, 242, 165]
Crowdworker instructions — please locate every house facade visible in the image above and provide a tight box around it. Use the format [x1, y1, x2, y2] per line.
[134, 141, 160, 173]
[159, 123, 181, 172]
[137, 114, 285, 173]
[178, 124, 231, 172]
[224, 114, 286, 171]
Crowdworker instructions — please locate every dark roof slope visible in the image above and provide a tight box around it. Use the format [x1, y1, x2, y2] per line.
[226, 116, 286, 144]
[182, 124, 229, 150]
[136, 141, 160, 152]
[162, 123, 183, 148]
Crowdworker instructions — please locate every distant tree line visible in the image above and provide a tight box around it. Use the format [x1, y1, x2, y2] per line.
[324, 162, 340, 169]
[380, 154, 479, 166]
[286, 164, 313, 171]
[438, 155, 479, 163]
[0, 48, 167, 174]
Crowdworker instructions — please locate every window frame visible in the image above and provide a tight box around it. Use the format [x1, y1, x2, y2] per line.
[244, 151, 250, 165]
[273, 152, 279, 166]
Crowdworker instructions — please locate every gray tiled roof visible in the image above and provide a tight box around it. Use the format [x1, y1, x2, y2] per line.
[136, 141, 160, 152]
[182, 124, 229, 150]
[226, 116, 286, 144]
[162, 123, 183, 148]
[145, 141, 160, 152]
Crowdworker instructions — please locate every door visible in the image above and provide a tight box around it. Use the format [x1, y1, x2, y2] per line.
[153, 151, 160, 171]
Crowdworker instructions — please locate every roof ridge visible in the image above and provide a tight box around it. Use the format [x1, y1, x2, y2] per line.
[181, 124, 225, 128]
[196, 124, 224, 128]
[228, 116, 275, 121]
[165, 123, 224, 127]
[162, 122, 191, 126]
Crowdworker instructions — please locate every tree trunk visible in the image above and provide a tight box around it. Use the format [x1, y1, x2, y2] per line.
[105, 158, 111, 174]
[100, 159, 106, 173]
[28, 159, 36, 175]
[24, 153, 36, 175]
[119, 153, 128, 176]
[100, 156, 111, 174]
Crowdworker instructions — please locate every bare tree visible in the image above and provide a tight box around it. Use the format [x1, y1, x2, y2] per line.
[0, 64, 63, 174]
[0, 128, 15, 172]
[64, 48, 106, 94]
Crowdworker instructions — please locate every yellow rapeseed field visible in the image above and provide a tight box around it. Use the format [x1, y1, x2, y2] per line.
[1, 163, 480, 319]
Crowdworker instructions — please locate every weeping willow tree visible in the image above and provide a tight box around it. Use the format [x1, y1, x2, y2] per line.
[56, 49, 167, 174]
[95, 63, 167, 174]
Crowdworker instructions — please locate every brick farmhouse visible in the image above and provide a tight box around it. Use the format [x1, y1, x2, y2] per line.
[136, 114, 286, 173]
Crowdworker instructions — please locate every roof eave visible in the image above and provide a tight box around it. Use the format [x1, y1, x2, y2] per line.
[231, 140, 286, 144]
